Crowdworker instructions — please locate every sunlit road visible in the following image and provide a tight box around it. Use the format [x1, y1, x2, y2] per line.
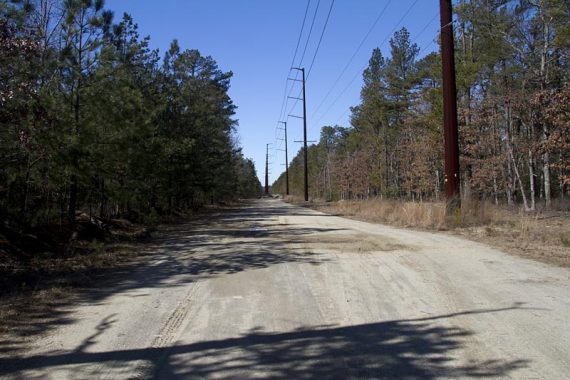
[2, 199, 569, 379]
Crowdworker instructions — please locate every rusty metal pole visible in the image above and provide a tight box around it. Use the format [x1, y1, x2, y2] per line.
[440, 0, 460, 212]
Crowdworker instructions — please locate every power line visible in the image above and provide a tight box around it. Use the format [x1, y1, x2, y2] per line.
[271, 1, 330, 184]
[310, 0, 393, 121]
[306, 0, 335, 80]
[275, 0, 312, 128]
[313, 0, 423, 128]
[287, 0, 335, 116]
[298, 0, 322, 68]
[290, 0, 312, 69]
[330, 11, 439, 128]
[273, 1, 442, 186]
[284, 0, 323, 113]
[330, 14, 441, 127]
[333, 18, 461, 128]
[282, 0, 322, 120]
[273, 1, 312, 165]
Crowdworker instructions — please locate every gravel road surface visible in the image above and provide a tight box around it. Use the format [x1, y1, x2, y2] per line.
[2, 199, 569, 379]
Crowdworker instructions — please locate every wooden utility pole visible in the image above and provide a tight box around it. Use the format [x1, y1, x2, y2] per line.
[265, 143, 270, 195]
[440, 0, 460, 212]
[278, 121, 290, 195]
[292, 67, 309, 201]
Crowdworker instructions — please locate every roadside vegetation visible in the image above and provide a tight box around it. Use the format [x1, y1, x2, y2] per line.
[291, 197, 570, 267]
[0, 0, 261, 299]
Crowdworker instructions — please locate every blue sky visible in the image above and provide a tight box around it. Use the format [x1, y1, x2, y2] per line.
[105, 0, 441, 184]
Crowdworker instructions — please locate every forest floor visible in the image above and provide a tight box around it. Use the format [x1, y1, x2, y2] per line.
[297, 199, 570, 268]
[1, 199, 569, 378]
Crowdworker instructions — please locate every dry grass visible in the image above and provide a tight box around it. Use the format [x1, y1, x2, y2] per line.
[313, 199, 449, 229]
[304, 198, 570, 267]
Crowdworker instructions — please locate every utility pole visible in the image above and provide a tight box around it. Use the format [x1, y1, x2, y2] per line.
[265, 143, 270, 195]
[292, 67, 309, 202]
[278, 121, 289, 195]
[440, 0, 460, 212]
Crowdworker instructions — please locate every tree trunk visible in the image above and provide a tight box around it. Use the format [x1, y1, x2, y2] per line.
[69, 174, 77, 223]
[492, 173, 499, 206]
[505, 102, 530, 211]
[543, 147, 551, 208]
[539, 9, 552, 208]
[435, 169, 440, 201]
[528, 149, 536, 211]
[560, 153, 565, 200]
[508, 143, 530, 211]
[21, 154, 32, 221]
[99, 178, 105, 218]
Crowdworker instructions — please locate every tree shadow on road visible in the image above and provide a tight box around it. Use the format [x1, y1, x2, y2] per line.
[0, 201, 331, 357]
[0, 306, 529, 379]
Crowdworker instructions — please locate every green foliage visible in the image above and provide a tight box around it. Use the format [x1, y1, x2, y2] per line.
[0, 1, 260, 228]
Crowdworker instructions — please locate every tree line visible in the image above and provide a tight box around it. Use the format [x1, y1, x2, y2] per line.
[1, 0, 261, 228]
[273, 0, 569, 210]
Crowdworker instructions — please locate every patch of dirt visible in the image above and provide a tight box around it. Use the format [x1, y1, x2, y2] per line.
[455, 216, 570, 268]
[302, 234, 412, 253]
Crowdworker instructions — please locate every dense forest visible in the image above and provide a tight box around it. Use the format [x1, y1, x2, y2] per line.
[273, 0, 569, 211]
[1, 0, 261, 230]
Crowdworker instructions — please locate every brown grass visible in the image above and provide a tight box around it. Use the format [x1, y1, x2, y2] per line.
[312, 199, 449, 229]
[303, 198, 570, 267]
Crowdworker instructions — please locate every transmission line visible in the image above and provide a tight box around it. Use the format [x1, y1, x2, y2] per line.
[298, 0, 322, 69]
[310, 0, 393, 121]
[290, 0, 312, 69]
[329, 15, 441, 128]
[284, 0, 323, 117]
[275, 1, 312, 134]
[306, 0, 335, 80]
[275, 0, 321, 156]
[313, 0, 423, 128]
[287, 0, 335, 116]
[273, 0, 312, 157]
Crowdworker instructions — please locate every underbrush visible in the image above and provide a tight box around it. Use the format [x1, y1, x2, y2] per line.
[0, 209, 177, 298]
[307, 198, 497, 230]
[0, 201, 234, 299]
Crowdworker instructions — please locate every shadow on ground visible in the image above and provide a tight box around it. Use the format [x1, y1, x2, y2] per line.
[0, 200, 332, 356]
[0, 307, 528, 379]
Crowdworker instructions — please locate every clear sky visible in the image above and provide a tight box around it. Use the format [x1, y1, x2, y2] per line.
[105, 0, 441, 184]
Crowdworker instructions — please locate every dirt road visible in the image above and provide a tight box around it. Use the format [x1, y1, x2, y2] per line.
[1, 199, 569, 379]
